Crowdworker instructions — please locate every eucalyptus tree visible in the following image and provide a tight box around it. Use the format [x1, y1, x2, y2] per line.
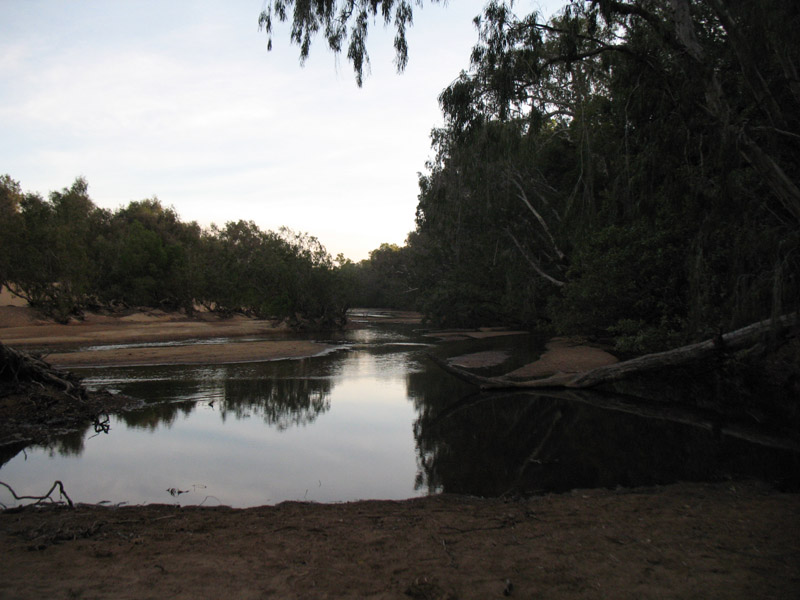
[196, 220, 292, 317]
[194, 222, 348, 327]
[405, 1, 800, 344]
[277, 227, 350, 327]
[0, 175, 23, 291]
[2, 178, 103, 320]
[92, 198, 201, 311]
[2, 176, 349, 329]
[352, 242, 418, 310]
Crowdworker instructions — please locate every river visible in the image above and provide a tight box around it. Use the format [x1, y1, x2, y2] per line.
[1, 314, 797, 507]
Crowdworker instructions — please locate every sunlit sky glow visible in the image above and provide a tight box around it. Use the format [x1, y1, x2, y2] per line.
[1, 0, 563, 261]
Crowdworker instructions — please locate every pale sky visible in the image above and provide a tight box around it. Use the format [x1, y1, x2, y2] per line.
[1, 0, 563, 261]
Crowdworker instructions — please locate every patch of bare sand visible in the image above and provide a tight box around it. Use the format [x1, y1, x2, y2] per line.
[507, 337, 618, 379]
[348, 309, 423, 324]
[0, 285, 28, 308]
[449, 350, 510, 369]
[0, 481, 796, 599]
[0, 306, 46, 328]
[117, 309, 176, 322]
[47, 340, 334, 368]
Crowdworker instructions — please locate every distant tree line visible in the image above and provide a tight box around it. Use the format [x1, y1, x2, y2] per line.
[0, 175, 349, 328]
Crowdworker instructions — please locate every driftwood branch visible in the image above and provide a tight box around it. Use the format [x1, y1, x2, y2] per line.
[0, 480, 74, 509]
[430, 314, 797, 390]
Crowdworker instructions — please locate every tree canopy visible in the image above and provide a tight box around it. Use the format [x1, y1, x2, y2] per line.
[0, 176, 350, 328]
[324, 0, 799, 349]
[259, 0, 443, 85]
[419, 0, 798, 347]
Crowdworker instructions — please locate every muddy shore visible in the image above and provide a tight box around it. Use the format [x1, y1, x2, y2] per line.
[1, 296, 798, 598]
[2, 481, 798, 599]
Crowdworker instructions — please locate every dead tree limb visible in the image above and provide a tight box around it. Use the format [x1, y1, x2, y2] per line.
[505, 229, 565, 287]
[509, 174, 566, 260]
[0, 480, 74, 509]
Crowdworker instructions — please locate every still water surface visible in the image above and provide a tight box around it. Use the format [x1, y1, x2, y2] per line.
[1, 319, 797, 507]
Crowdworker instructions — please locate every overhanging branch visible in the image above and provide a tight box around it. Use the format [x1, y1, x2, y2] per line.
[505, 229, 565, 287]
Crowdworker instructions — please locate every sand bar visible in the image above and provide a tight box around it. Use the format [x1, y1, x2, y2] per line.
[45, 339, 334, 368]
[507, 337, 618, 378]
[0, 296, 330, 367]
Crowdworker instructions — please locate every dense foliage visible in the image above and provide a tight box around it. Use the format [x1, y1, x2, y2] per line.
[0, 176, 348, 328]
[338, 0, 799, 349]
[264, 0, 799, 347]
[347, 243, 419, 309]
[398, 0, 799, 349]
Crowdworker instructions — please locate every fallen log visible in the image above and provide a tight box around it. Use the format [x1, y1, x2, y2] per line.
[429, 313, 797, 391]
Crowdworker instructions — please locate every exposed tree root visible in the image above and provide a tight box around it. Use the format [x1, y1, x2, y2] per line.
[0, 341, 141, 448]
[0, 342, 86, 400]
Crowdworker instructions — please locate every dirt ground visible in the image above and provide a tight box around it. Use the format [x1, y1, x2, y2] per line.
[2, 294, 799, 598]
[1, 481, 798, 599]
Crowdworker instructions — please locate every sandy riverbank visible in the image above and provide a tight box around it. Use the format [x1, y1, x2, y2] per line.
[1, 287, 612, 375]
[0, 297, 332, 368]
[0, 299, 337, 444]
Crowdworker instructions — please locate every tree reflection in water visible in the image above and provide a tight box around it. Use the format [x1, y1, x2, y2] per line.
[409, 361, 800, 497]
[110, 357, 333, 432]
[119, 400, 196, 431]
[0, 418, 114, 466]
[219, 375, 331, 430]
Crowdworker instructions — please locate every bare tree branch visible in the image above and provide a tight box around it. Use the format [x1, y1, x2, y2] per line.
[508, 175, 566, 261]
[505, 229, 565, 287]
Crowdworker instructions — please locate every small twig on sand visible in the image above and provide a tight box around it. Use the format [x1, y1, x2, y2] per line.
[198, 495, 223, 506]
